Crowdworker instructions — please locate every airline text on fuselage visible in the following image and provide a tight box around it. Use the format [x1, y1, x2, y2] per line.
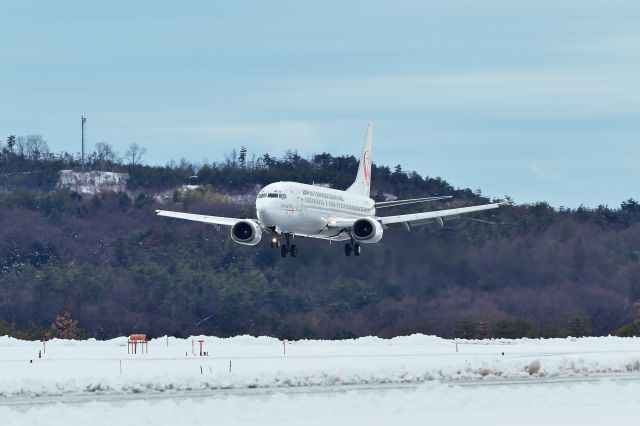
[301, 189, 345, 202]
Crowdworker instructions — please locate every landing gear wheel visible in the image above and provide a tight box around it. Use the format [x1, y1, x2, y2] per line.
[344, 243, 352, 256]
[290, 244, 297, 257]
[280, 245, 288, 258]
[353, 243, 361, 256]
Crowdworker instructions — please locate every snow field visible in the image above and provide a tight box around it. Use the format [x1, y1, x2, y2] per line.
[1, 334, 640, 398]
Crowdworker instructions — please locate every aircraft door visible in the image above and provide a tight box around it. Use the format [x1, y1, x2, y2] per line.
[294, 188, 303, 217]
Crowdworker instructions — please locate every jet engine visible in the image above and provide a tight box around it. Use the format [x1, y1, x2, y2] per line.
[352, 218, 383, 243]
[231, 220, 263, 246]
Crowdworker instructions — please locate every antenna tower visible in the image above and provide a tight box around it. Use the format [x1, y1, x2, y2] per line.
[81, 115, 86, 169]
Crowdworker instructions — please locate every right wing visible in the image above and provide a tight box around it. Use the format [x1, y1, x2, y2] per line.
[375, 195, 452, 208]
[156, 210, 240, 226]
[379, 202, 504, 228]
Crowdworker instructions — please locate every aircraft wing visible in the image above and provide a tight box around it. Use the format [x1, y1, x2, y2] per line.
[375, 195, 452, 208]
[156, 210, 240, 226]
[379, 202, 504, 228]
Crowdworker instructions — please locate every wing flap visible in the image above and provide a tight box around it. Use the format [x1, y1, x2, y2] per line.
[156, 210, 240, 226]
[375, 195, 452, 208]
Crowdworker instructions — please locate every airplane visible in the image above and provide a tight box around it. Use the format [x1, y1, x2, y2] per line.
[156, 123, 506, 258]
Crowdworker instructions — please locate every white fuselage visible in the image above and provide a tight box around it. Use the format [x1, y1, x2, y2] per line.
[256, 182, 375, 241]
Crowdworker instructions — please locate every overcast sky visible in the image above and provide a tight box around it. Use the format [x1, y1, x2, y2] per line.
[1, 1, 639, 207]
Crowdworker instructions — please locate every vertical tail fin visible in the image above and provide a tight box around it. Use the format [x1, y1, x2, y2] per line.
[346, 122, 373, 198]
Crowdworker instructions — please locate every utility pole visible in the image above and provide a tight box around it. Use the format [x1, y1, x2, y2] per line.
[81, 115, 86, 170]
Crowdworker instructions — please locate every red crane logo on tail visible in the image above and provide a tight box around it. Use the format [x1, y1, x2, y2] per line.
[363, 151, 371, 185]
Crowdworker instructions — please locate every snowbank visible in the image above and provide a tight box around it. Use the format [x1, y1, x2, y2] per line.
[1, 334, 639, 399]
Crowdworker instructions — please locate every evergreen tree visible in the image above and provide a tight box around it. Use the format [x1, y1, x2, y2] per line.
[238, 147, 247, 168]
[6, 135, 16, 153]
[494, 318, 532, 339]
[454, 318, 477, 339]
[567, 317, 590, 337]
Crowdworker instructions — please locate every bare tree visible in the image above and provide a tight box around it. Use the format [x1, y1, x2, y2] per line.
[15, 136, 26, 157]
[124, 142, 146, 166]
[15, 134, 49, 160]
[91, 142, 120, 167]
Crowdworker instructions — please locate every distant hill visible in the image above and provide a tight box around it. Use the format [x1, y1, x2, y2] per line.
[1, 141, 640, 340]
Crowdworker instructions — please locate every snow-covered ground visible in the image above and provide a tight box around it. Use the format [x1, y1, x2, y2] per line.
[1, 335, 639, 425]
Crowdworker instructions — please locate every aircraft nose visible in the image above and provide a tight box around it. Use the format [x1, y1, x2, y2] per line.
[257, 205, 277, 226]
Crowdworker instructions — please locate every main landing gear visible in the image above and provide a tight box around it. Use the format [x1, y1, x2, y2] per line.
[276, 233, 297, 258]
[271, 231, 360, 258]
[344, 241, 361, 257]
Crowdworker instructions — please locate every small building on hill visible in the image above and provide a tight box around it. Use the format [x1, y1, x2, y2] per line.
[57, 170, 129, 194]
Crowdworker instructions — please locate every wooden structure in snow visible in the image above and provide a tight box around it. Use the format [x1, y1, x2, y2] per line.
[128, 334, 148, 354]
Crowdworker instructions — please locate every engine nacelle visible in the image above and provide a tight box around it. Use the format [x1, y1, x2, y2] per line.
[230, 220, 263, 246]
[352, 218, 383, 243]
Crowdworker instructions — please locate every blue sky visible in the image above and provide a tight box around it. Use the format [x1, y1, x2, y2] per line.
[1, 1, 639, 207]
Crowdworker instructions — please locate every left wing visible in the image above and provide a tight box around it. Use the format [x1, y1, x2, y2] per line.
[156, 210, 240, 226]
[379, 202, 504, 228]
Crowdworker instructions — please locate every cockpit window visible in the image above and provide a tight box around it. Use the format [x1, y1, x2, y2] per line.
[279, 194, 287, 199]
[258, 193, 266, 198]
[268, 193, 279, 198]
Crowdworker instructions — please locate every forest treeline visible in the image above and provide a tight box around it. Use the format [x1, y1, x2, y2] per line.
[1, 135, 640, 340]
